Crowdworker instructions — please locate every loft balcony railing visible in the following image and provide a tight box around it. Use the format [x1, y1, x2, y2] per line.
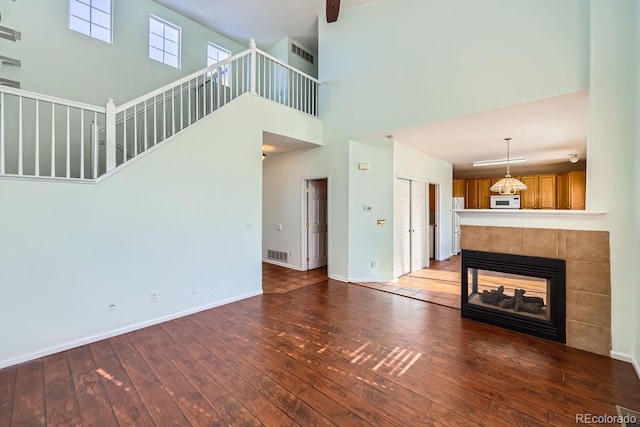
[0, 40, 320, 182]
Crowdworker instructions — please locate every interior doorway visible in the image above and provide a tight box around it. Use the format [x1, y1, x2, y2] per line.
[394, 178, 428, 277]
[304, 178, 328, 270]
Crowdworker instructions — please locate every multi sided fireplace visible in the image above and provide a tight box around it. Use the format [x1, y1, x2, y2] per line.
[461, 250, 566, 343]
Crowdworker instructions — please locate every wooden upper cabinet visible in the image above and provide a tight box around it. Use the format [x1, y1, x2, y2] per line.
[452, 179, 465, 198]
[458, 172, 584, 210]
[556, 173, 570, 209]
[519, 174, 556, 209]
[537, 174, 556, 209]
[556, 171, 586, 210]
[519, 176, 538, 209]
[465, 179, 479, 209]
[478, 178, 492, 209]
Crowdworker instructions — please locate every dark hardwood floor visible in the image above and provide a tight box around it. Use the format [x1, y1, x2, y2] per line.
[1, 277, 639, 426]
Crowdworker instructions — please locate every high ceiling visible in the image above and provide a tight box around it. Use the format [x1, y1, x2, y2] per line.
[153, 0, 380, 51]
[153, 0, 589, 176]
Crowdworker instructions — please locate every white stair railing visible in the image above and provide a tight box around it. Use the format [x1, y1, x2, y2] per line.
[0, 86, 105, 180]
[0, 40, 321, 181]
[255, 48, 319, 116]
[111, 48, 252, 169]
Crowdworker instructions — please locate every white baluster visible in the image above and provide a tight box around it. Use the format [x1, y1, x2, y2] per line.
[80, 109, 84, 179]
[134, 104, 138, 156]
[18, 96, 23, 175]
[35, 100, 40, 176]
[105, 98, 116, 172]
[91, 116, 98, 179]
[51, 103, 55, 177]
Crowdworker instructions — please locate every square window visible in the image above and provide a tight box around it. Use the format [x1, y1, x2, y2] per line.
[149, 15, 181, 69]
[207, 42, 231, 85]
[69, 0, 112, 44]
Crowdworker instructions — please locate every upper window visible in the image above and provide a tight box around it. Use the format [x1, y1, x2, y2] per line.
[207, 42, 231, 84]
[149, 15, 181, 69]
[69, 0, 112, 43]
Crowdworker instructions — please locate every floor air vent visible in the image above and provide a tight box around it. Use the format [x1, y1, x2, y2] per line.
[267, 250, 288, 263]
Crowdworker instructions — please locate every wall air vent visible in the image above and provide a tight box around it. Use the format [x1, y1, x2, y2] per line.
[267, 250, 288, 263]
[291, 43, 314, 64]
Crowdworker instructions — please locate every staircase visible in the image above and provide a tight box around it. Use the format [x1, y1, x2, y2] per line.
[0, 40, 320, 182]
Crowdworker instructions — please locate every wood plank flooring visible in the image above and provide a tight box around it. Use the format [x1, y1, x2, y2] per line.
[262, 262, 328, 294]
[354, 255, 462, 309]
[2, 276, 639, 426]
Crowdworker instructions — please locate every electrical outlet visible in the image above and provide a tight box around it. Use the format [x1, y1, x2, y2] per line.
[371, 260, 377, 268]
[150, 291, 158, 303]
[108, 300, 117, 312]
[192, 284, 200, 295]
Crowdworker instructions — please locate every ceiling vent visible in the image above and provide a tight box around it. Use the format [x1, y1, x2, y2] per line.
[291, 43, 314, 64]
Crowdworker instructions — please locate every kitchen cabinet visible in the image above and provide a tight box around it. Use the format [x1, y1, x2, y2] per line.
[556, 171, 586, 210]
[519, 174, 556, 209]
[465, 179, 479, 209]
[478, 178, 492, 209]
[464, 178, 492, 209]
[453, 179, 465, 198]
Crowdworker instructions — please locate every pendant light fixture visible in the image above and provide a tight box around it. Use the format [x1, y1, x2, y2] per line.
[489, 138, 527, 195]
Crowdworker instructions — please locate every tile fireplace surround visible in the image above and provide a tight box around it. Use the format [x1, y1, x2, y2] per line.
[460, 225, 611, 356]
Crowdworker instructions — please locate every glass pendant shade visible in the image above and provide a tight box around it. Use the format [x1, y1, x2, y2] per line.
[490, 175, 527, 195]
[489, 137, 527, 195]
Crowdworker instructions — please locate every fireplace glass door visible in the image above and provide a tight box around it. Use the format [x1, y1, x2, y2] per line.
[466, 269, 550, 321]
[461, 250, 566, 343]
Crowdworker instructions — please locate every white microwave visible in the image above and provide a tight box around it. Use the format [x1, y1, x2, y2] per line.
[490, 195, 521, 209]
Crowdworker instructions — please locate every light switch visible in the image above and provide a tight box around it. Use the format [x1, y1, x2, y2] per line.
[363, 205, 372, 212]
[277, 224, 282, 231]
[358, 163, 369, 170]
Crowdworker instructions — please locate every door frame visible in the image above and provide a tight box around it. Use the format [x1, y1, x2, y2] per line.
[429, 182, 441, 261]
[301, 175, 330, 271]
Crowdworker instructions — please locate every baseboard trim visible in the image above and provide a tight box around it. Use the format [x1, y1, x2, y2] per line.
[0, 290, 262, 370]
[262, 258, 304, 271]
[610, 351, 640, 379]
[328, 274, 348, 282]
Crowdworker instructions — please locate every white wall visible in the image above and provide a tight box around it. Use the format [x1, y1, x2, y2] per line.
[394, 142, 454, 261]
[0, 0, 245, 105]
[261, 138, 348, 278]
[318, 0, 589, 139]
[0, 94, 321, 368]
[348, 140, 395, 281]
[586, 0, 637, 361]
[634, 0, 640, 376]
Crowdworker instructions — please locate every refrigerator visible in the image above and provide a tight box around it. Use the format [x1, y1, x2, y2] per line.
[452, 197, 464, 254]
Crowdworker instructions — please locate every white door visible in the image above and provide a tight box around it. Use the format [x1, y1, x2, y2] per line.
[307, 179, 328, 270]
[394, 179, 411, 277]
[411, 181, 427, 271]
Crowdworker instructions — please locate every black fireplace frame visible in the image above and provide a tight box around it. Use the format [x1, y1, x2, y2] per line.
[461, 249, 566, 343]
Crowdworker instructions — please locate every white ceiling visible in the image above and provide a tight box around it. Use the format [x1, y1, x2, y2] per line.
[153, 0, 380, 51]
[390, 91, 589, 178]
[153, 1, 589, 175]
